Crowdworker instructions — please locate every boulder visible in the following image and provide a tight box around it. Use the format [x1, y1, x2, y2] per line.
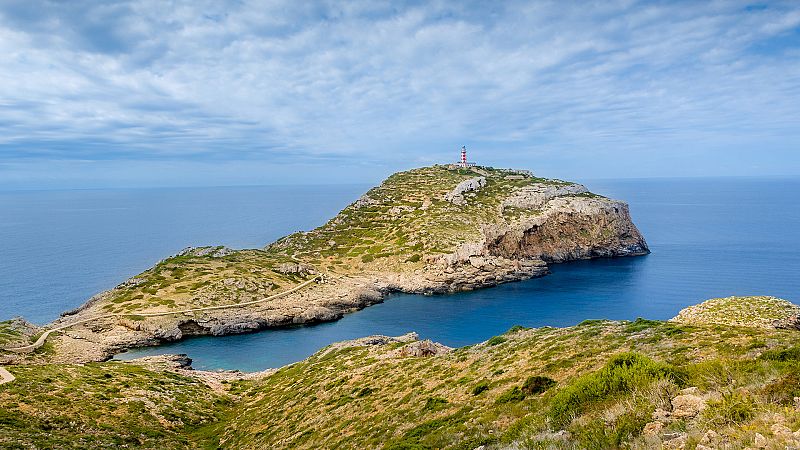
[671, 394, 706, 418]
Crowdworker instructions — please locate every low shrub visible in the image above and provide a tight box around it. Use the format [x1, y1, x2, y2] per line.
[486, 336, 507, 346]
[548, 353, 686, 427]
[760, 346, 800, 362]
[506, 325, 529, 334]
[472, 381, 490, 396]
[762, 371, 800, 405]
[495, 387, 526, 404]
[703, 391, 756, 426]
[521, 375, 556, 395]
[423, 397, 449, 412]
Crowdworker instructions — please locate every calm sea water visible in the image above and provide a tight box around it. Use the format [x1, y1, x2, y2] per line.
[2, 178, 799, 371]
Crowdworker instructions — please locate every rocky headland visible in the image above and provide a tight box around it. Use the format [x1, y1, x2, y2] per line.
[1, 165, 648, 364]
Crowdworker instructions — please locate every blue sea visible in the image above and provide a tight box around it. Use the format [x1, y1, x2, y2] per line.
[2, 178, 799, 371]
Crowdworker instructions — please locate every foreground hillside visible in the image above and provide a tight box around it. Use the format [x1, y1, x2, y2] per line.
[1, 165, 647, 363]
[2, 296, 800, 449]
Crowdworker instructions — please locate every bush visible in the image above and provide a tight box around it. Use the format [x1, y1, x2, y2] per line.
[472, 381, 490, 396]
[521, 375, 556, 395]
[495, 387, 526, 404]
[506, 325, 529, 334]
[548, 353, 686, 427]
[423, 397, 449, 411]
[762, 371, 800, 405]
[406, 254, 422, 263]
[703, 391, 756, 426]
[760, 346, 800, 362]
[361, 254, 375, 263]
[486, 336, 507, 346]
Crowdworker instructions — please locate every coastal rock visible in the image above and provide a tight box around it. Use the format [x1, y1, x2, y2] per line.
[671, 296, 800, 329]
[321, 332, 419, 356]
[177, 246, 234, 258]
[444, 176, 486, 205]
[502, 182, 588, 210]
[391, 339, 452, 358]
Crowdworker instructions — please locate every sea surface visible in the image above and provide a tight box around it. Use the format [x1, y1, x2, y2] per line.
[2, 178, 799, 371]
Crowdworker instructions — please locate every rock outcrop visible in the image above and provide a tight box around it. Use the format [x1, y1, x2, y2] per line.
[444, 176, 486, 205]
[671, 296, 800, 329]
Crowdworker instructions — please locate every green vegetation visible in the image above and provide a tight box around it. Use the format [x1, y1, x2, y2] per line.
[268, 165, 575, 274]
[521, 375, 556, 395]
[547, 353, 686, 427]
[0, 362, 228, 449]
[4, 297, 800, 448]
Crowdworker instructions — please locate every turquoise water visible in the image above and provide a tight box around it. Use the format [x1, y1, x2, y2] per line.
[2, 178, 799, 371]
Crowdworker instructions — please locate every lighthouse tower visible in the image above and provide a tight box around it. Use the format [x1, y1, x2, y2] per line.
[457, 146, 475, 168]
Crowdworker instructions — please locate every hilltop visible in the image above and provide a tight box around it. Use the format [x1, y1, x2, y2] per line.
[1, 164, 648, 363]
[2, 296, 800, 449]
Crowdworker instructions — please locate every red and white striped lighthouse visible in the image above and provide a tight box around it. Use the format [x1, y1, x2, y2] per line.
[460, 146, 467, 167]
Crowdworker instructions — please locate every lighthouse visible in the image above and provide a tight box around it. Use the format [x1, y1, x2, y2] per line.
[457, 146, 475, 168]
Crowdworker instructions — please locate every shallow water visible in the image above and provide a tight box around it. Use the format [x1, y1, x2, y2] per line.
[2, 178, 798, 371]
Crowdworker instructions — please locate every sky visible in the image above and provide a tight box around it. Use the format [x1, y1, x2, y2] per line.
[0, 0, 799, 189]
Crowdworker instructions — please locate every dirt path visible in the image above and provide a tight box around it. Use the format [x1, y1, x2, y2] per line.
[4, 276, 320, 354]
[0, 366, 14, 385]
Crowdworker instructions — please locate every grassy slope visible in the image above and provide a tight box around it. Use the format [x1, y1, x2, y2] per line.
[88, 165, 578, 313]
[3, 297, 800, 449]
[0, 362, 229, 449]
[217, 314, 800, 449]
[268, 165, 570, 273]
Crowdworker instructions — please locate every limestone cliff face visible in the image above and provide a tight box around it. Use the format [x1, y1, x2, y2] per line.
[4, 166, 649, 364]
[486, 197, 648, 262]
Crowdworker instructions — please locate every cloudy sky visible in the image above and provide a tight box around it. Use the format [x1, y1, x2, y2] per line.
[1, 0, 799, 189]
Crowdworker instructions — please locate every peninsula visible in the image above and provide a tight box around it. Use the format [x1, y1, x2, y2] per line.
[2, 164, 648, 364]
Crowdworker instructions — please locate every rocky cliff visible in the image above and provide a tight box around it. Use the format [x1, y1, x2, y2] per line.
[2, 165, 648, 363]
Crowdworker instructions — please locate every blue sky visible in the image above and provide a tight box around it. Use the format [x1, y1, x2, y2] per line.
[0, 0, 799, 189]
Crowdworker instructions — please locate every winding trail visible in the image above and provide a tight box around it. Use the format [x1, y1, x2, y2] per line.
[4, 276, 321, 354]
[0, 367, 14, 385]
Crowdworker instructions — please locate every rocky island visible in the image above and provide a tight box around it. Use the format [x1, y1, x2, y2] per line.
[2, 165, 647, 363]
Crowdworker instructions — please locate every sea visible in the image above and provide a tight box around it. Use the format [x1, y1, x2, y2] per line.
[1, 178, 799, 371]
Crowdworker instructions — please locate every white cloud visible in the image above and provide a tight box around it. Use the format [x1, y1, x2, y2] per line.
[0, 0, 799, 187]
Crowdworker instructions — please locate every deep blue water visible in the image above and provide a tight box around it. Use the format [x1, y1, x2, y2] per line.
[2, 178, 799, 371]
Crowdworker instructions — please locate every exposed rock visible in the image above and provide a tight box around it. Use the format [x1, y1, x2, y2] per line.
[671, 394, 706, 418]
[662, 432, 688, 449]
[754, 432, 767, 448]
[391, 339, 452, 358]
[177, 246, 234, 258]
[652, 407, 671, 422]
[642, 421, 663, 435]
[502, 182, 588, 210]
[275, 262, 317, 275]
[671, 296, 800, 329]
[126, 353, 193, 370]
[444, 177, 486, 205]
[321, 332, 419, 356]
[700, 429, 719, 445]
[772, 422, 793, 439]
